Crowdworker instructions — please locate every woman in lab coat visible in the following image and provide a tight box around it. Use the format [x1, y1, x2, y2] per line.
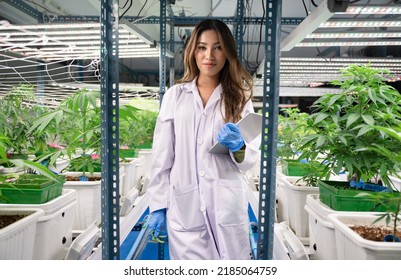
[147, 19, 260, 260]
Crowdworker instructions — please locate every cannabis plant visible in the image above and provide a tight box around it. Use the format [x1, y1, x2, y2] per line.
[299, 64, 401, 188]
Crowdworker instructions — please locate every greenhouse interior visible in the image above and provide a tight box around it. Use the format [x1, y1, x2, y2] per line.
[0, 0, 401, 261]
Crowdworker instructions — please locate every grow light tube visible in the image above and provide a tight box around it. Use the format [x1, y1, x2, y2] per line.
[0, 22, 100, 30]
[3, 35, 141, 42]
[280, 57, 401, 63]
[320, 20, 401, 28]
[307, 31, 401, 39]
[341, 6, 401, 15]
[280, 62, 401, 67]
[281, 0, 336, 52]
[298, 41, 401, 47]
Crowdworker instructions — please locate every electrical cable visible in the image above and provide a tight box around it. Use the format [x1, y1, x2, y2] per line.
[120, 0, 130, 9]
[119, 0, 133, 19]
[129, 0, 149, 22]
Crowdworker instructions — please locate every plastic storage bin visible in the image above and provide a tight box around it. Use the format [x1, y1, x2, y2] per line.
[1, 189, 77, 259]
[328, 212, 401, 260]
[63, 169, 125, 231]
[304, 194, 337, 260]
[0, 208, 44, 259]
[0, 174, 65, 204]
[318, 180, 401, 212]
[276, 172, 318, 244]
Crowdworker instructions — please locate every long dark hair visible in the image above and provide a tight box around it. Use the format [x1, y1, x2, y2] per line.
[177, 19, 253, 123]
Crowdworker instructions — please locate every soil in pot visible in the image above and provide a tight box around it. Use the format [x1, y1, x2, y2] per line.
[65, 176, 101, 181]
[351, 225, 401, 242]
[0, 214, 27, 229]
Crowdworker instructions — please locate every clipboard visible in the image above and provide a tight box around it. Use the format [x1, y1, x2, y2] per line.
[209, 112, 263, 154]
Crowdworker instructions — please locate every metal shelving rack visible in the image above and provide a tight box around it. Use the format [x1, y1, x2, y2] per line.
[3, 0, 283, 260]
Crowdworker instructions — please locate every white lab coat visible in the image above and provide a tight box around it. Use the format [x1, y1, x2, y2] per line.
[147, 78, 260, 260]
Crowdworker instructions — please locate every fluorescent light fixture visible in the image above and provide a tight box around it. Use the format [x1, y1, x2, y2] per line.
[0, 22, 168, 60]
[281, 0, 336, 51]
[281, 57, 401, 63]
[298, 41, 401, 47]
[307, 31, 401, 39]
[120, 19, 174, 58]
[341, 6, 401, 15]
[320, 19, 401, 28]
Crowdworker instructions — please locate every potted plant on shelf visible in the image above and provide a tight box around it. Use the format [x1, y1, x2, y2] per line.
[0, 84, 49, 172]
[275, 107, 329, 243]
[277, 107, 321, 176]
[328, 192, 401, 259]
[299, 64, 401, 212]
[29, 88, 102, 179]
[0, 130, 65, 260]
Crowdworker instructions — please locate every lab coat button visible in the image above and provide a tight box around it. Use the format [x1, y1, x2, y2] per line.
[200, 205, 206, 212]
[199, 171, 205, 177]
[197, 138, 203, 144]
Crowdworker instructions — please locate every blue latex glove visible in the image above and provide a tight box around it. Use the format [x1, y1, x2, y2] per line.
[217, 123, 245, 152]
[147, 209, 166, 238]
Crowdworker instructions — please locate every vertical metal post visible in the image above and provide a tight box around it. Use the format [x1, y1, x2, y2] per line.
[100, 0, 120, 260]
[159, 0, 167, 104]
[257, 0, 282, 260]
[169, 21, 175, 87]
[234, 0, 244, 62]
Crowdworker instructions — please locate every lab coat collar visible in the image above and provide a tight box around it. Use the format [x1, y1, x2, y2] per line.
[184, 78, 223, 102]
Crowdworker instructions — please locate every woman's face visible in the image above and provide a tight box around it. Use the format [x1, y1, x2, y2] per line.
[194, 29, 227, 79]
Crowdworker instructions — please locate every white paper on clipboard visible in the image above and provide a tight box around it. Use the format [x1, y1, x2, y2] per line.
[209, 112, 263, 154]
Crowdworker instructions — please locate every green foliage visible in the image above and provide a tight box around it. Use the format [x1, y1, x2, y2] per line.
[299, 64, 401, 187]
[0, 84, 47, 156]
[29, 90, 158, 175]
[119, 104, 157, 149]
[29, 89, 101, 175]
[277, 107, 310, 159]
[357, 192, 401, 242]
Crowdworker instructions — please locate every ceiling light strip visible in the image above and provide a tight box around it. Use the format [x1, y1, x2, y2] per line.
[2, 35, 140, 42]
[0, 23, 100, 30]
[281, 57, 401, 63]
[1, 39, 149, 47]
[341, 6, 401, 15]
[0, 29, 132, 36]
[307, 32, 401, 39]
[298, 41, 401, 47]
[320, 20, 401, 28]
[280, 62, 401, 67]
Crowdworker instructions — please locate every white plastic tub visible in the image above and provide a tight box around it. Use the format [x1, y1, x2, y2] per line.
[304, 194, 337, 260]
[0, 208, 44, 259]
[63, 174, 102, 231]
[1, 189, 77, 259]
[328, 212, 401, 260]
[63, 169, 125, 231]
[277, 172, 319, 244]
[119, 156, 145, 196]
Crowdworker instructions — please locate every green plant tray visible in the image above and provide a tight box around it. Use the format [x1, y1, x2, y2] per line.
[2, 174, 66, 188]
[0, 183, 63, 204]
[0, 174, 65, 204]
[137, 142, 153, 149]
[318, 180, 401, 212]
[119, 148, 138, 158]
[281, 159, 320, 176]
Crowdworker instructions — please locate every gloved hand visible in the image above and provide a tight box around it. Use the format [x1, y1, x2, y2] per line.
[147, 209, 166, 239]
[217, 123, 245, 152]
